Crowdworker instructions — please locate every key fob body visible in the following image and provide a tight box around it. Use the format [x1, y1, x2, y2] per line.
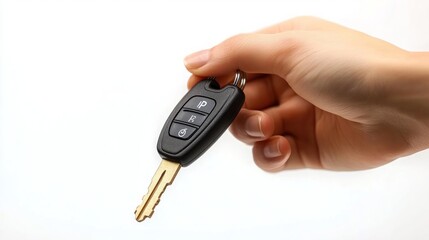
[157, 78, 245, 167]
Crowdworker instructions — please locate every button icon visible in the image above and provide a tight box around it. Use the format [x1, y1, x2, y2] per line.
[188, 115, 197, 123]
[178, 128, 187, 137]
[197, 100, 207, 109]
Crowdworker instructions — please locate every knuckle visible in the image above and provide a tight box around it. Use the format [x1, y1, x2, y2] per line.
[286, 16, 322, 29]
[224, 33, 250, 46]
[212, 33, 250, 54]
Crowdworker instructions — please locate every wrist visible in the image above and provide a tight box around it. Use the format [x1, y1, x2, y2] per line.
[374, 52, 429, 152]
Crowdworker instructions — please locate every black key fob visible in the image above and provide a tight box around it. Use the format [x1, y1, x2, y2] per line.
[157, 70, 246, 167]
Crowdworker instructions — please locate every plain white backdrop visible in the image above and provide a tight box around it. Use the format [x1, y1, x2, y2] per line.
[1, 0, 429, 239]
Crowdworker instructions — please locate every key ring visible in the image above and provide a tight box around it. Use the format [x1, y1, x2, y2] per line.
[232, 70, 246, 90]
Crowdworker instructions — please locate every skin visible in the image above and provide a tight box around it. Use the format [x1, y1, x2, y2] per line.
[183, 16, 429, 172]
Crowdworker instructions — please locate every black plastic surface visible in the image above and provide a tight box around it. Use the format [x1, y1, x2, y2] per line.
[157, 78, 245, 167]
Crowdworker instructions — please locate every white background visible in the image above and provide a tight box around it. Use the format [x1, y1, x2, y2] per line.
[1, 0, 429, 239]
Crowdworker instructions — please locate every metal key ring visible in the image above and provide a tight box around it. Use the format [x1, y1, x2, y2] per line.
[232, 70, 246, 90]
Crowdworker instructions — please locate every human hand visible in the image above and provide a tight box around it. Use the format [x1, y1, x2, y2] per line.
[184, 16, 429, 171]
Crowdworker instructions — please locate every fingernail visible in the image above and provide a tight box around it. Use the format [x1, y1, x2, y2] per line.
[245, 115, 264, 138]
[263, 141, 282, 158]
[184, 49, 210, 69]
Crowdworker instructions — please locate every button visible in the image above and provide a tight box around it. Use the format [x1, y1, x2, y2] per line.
[184, 97, 216, 114]
[175, 110, 207, 126]
[169, 123, 197, 140]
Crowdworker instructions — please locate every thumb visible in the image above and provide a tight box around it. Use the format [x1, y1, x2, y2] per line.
[184, 33, 296, 85]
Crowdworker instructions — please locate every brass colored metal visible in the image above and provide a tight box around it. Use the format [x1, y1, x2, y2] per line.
[134, 160, 181, 222]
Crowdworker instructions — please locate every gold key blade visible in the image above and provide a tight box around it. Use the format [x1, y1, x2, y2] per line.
[134, 159, 181, 222]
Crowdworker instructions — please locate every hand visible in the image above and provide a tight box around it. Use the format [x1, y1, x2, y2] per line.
[184, 16, 429, 172]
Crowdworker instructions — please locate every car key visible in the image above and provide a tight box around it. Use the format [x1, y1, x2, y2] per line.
[134, 70, 246, 222]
